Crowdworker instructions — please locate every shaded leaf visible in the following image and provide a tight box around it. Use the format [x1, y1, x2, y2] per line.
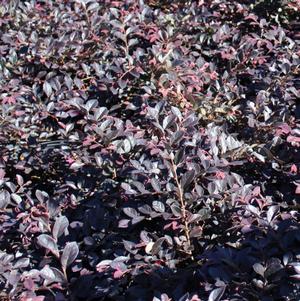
[181, 170, 195, 189]
[151, 237, 165, 255]
[0, 190, 10, 209]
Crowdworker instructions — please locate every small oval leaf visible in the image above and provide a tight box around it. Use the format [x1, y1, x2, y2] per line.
[208, 287, 226, 301]
[61, 242, 79, 271]
[52, 216, 69, 241]
[37, 234, 59, 257]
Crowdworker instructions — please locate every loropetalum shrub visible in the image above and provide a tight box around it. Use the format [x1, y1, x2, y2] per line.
[0, 0, 300, 300]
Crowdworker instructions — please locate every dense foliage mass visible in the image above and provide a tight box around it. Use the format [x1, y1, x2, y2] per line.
[0, 0, 300, 300]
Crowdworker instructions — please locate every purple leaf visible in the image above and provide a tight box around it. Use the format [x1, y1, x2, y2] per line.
[208, 287, 226, 301]
[37, 234, 59, 258]
[61, 242, 79, 271]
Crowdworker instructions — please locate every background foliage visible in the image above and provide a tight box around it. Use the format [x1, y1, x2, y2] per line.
[0, 0, 300, 300]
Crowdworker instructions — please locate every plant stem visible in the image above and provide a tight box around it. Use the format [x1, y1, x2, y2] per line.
[170, 156, 193, 258]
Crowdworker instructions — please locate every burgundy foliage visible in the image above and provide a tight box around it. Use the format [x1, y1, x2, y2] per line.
[0, 0, 300, 300]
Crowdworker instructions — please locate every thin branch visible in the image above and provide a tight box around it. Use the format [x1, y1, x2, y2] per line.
[170, 156, 193, 258]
